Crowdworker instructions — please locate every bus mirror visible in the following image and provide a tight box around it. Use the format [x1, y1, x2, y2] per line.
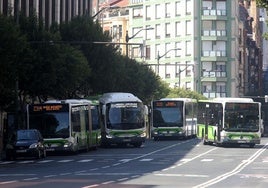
[102, 105, 106, 115]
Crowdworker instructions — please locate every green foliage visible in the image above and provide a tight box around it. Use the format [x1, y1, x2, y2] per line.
[0, 15, 28, 110]
[256, 0, 268, 10]
[167, 88, 207, 100]
[0, 13, 180, 113]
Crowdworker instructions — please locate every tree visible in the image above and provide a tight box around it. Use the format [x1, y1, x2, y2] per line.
[18, 14, 91, 102]
[0, 15, 28, 111]
[167, 88, 207, 100]
[256, 0, 268, 40]
[256, 0, 268, 10]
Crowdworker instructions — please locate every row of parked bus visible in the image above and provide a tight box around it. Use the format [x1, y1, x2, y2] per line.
[23, 92, 263, 154]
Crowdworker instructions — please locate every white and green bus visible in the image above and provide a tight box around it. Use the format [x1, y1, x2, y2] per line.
[197, 98, 262, 147]
[150, 98, 197, 141]
[27, 99, 100, 153]
[99, 92, 148, 147]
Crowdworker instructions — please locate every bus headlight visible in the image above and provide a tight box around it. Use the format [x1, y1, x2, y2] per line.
[106, 134, 114, 138]
[29, 143, 38, 148]
[63, 142, 73, 148]
[140, 132, 146, 137]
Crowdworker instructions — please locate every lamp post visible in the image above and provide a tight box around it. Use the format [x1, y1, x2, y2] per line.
[157, 48, 181, 75]
[92, 5, 119, 19]
[125, 27, 154, 57]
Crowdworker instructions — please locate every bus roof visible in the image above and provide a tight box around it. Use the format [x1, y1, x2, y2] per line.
[99, 92, 142, 104]
[45, 99, 91, 105]
[199, 97, 254, 103]
[159, 98, 197, 102]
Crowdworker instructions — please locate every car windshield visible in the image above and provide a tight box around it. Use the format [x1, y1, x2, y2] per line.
[17, 130, 38, 140]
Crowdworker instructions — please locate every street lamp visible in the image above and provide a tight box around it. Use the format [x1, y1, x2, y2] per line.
[157, 48, 181, 75]
[92, 5, 119, 19]
[125, 27, 154, 57]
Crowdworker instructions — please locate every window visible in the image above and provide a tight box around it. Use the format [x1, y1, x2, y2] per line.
[175, 1, 181, 16]
[186, 82, 191, 90]
[156, 24, 161, 39]
[165, 23, 171, 37]
[119, 25, 122, 38]
[175, 21, 182, 36]
[165, 3, 171, 18]
[175, 42, 181, 57]
[132, 46, 140, 58]
[155, 4, 161, 19]
[186, 20, 192, 35]
[133, 7, 143, 18]
[145, 45, 151, 60]
[165, 43, 172, 58]
[155, 44, 160, 59]
[175, 62, 181, 78]
[186, 41, 192, 56]
[146, 25, 153, 40]
[132, 27, 143, 39]
[165, 64, 172, 78]
[186, 0, 192, 15]
[146, 5, 151, 20]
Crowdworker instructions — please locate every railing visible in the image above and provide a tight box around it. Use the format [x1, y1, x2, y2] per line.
[202, 50, 226, 57]
[203, 92, 227, 98]
[202, 71, 227, 78]
[203, 9, 227, 16]
[203, 30, 226, 37]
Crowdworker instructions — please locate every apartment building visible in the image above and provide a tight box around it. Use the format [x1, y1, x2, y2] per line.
[0, 0, 92, 28]
[99, 0, 264, 98]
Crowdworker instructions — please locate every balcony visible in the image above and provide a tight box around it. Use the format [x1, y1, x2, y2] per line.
[202, 30, 227, 41]
[203, 92, 227, 98]
[202, 9, 227, 20]
[201, 50, 227, 61]
[201, 71, 227, 82]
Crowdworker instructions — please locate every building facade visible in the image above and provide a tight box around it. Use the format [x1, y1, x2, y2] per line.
[0, 0, 92, 28]
[98, 0, 264, 98]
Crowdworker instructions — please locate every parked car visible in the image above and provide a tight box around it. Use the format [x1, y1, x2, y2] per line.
[5, 129, 46, 160]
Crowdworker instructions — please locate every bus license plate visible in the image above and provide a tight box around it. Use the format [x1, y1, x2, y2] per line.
[123, 139, 131, 142]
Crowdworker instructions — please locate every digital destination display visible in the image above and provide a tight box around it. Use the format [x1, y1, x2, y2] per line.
[153, 101, 181, 107]
[29, 104, 69, 113]
[225, 103, 258, 110]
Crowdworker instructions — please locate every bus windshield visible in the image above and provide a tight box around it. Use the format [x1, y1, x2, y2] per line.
[224, 102, 259, 132]
[153, 107, 183, 128]
[106, 102, 144, 130]
[29, 112, 69, 138]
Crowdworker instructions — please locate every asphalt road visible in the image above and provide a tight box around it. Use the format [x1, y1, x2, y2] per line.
[1, 137, 268, 188]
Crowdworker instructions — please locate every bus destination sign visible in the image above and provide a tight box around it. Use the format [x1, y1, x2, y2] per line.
[31, 104, 66, 112]
[154, 101, 180, 107]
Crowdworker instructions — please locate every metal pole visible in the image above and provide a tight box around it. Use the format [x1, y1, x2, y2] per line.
[157, 51, 160, 75]
[125, 30, 129, 57]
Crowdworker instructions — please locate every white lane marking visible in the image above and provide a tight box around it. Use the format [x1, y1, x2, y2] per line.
[17, 160, 35, 164]
[155, 173, 209, 178]
[101, 181, 115, 185]
[0, 180, 18, 185]
[81, 184, 99, 188]
[193, 142, 268, 188]
[0, 174, 36, 177]
[0, 161, 15, 164]
[58, 159, 74, 163]
[37, 160, 54, 163]
[201, 159, 214, 162]
[78, 159, 93, 162]
[140, 158, 153, 162]
[23, 177, 39, 181]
